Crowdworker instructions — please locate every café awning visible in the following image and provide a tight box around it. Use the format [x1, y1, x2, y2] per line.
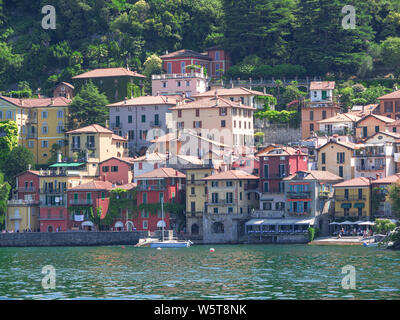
[341, 203, 352, 209]
[354, 203, 365, 208]
[49, 162, 85, 168]
[340, 220, 355, 225]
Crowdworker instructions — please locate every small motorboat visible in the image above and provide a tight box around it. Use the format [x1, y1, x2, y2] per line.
[150, 240, 192, 248]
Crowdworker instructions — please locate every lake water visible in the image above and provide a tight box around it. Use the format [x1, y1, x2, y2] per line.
[0, 244, 399, 300]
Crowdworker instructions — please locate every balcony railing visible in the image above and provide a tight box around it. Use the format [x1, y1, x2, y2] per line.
[150, 121, 162, 128]
[39, 188, 67, 194]
[18, 187, 36, 192]
[287, 191, 311, 199]
[8, 199, 39, 205]
[27, 132, 37, 139]
[354, 152, 385, 157]
[40, 202, 66, 207]
[152, 72, 205, 80]
[261, 173, 286, 179]
[69, 199, 93, 205]
[39, 215, 65, 221]
[137, 184, 166, 191]
[207, 200, 229, 206]
[287, 209, 312, 216]
[244, 183, 259, 191]
[356, 165, 385, 171]
[111, 123, 122, 129]
[71, 145, 81, 152]
[85, 143, 96, 150]
[334, 211, 367, 217]
[335, 195, 367, 201]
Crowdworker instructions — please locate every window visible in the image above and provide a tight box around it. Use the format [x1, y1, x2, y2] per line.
[193, 121, 202, 128]
[263, 164, 269, 178]
[215, 51, 220, 60]
[167, 62, 172, 74]
[226, 181, 233, 187]
[310, 111, 314, 121]
[279, 181, 285, 193]
[211, 181, 218, 187]
[375, 126, 379, 133]
[186, 81, 190, 87]
[143, 221, 148, 229]
[263, 182, 269, 192]
[181, 61, 185, 73]
[0, 111, 2, 119]
[178, 110, 182, 118]
[191, 202, 196, 213]
[195, 109, 200, 117]
[191, 187, 195, 195]
[344, 189, 349, 200]
[57, 140, 64, 147]
[72, 136, 80, 149]
[226, 192, 233, 204]
[6, 111, 13, 119]
[337, 152, 345, 164]
[111, 166, 118, 172]
[42, 125, 48, 134]
[358, 188, 363, 200]
[162, 82, 167, 88]
[41, 111, 48, 119]
[56, 121, 64, 134]
[321, 152, 326, 165]
[128, 115, 132, 123]
[141, 115, 146, 123]
[28, 141, 34, 148]
[138, 163, 143, 170]
[310, 123, 314, 132]
[41, 140, 48, 148]
[263, 202, 272, 210]
[211, 193, 219, 203]
[142, 193, 147, 204]
[384, 101, 393, 113]
[219, 108, 227, 116]
[128, 130, 134, 140]
[322, 110, 326, 120]
[221, 120, 226, 127]
[215, 63, 220, 76]
[177, 81, 181, 87]
[102, 166, 109, 172]
[339, 166, 343, 178]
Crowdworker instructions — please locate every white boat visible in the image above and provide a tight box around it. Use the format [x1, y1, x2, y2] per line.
[150, 198, 192, 248]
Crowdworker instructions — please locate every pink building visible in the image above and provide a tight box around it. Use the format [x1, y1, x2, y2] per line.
[151, 72, 207, 97]
[99, 157, 134, 185]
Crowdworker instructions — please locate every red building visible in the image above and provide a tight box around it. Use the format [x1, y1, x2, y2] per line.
[159, 48, 231, 78]
[67, 180, 114, 231]
[376, 89, 400, 119]
[135, 168, 186, 232]
[99, 157, 134, 185]
[15, 170, 40, 203]
[256, 145, 308, 193]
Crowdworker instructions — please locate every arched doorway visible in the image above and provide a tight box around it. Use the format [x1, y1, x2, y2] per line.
[212, 222, 224, 234]
[191, 224, 199, 235]
[126, 221, 134, 231]
[47, 225, 53, 232]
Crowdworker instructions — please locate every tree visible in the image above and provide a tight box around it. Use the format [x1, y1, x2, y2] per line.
[48, 143, 62, 164]
[67, 81, 109, 129]
[0, 172, 11, 229]
[388, 181, 400, 219]
[3, 146, 34, 190]
[381, 37, 400, 69]
[143, 54, 162, 77]
[0, 121, 18, 171]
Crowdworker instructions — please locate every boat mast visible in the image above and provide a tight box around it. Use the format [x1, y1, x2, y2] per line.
[161, 196, 164, 242]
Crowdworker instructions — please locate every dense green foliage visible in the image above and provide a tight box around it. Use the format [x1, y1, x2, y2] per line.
[0, 120, 18, 170]
[388, 182, 400, 219]
[2, 145, 34, 190]
[0, 172, 11, 229]
[67, 81, 109, 129]
[0, 0, 399, 93]
[373, 219, 397, 234]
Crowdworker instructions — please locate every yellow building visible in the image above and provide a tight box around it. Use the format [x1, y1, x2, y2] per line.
[6, 200, 40, 232]
[185, 164, 215, 238]
[66, 124, 129, 176]
[0, 96, 70, 165]
[316, 139, 359, 180]
[333, 177, 371, 219]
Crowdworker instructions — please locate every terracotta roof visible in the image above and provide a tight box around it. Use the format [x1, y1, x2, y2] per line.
[114, 182, 137, 190]
[135, 167, 186, 179]
[133, 152, 167, 162]
[333, 177, 371, 188]
[58, 82, 75, 89]
[72, 68, 145, 79]
[317, 113, 361, 124]
[0, 96, 71, 108]
[99, 157, 134, 165]
[107, 95, 177, 107]
[373, 174, 400, 184]
[356, 114, 395, 125]
[284, 170, 342, 182]
[66, 124, 113, 135]
[387, 120, 400, 127]
[317, 140, 360, 151]
[151, 132, 177, 143]
[16, 170, 40, 177]
[377, 89, 400, 100]
[203, 169, 259, 180]
[112, 133, 127, 141]
[160, 49, 211, 60]
[169, 96, 255, 110]
[69, 180, 114, 191]
[256, 145, 305, 157]
[192, 87, 271, 98]
[309, 81, 335, 90]
[366, 131, 400, 141]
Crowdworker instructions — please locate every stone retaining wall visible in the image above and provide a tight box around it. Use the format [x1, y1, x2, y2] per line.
[0, 231, 148, 247]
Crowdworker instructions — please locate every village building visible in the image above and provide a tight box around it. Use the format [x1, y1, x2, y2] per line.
[376, 89, 400, 119]
[371, 174, 400, 219]
[152, 71, 207, 97]
[317, 113, 360, 136]
[332, 177, 371, 220]
[106, 95, 178, 153]
[301, 81, 340, 139]
[98, 157, 134, 185]
[72, 67, 146, 103]
[53, 82, 74, 99]
[202, 170, 259, 243]
[354, 114, 395, 141]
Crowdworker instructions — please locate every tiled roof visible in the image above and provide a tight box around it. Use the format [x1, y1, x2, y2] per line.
[159, 49, 211, 60]
[317, 113, 361, 124]
[69, 180, 114, 191]
[203, 169, 259, 180]
[317, 140, 360, 151]
[66, 124, 113, 134]
[99, 157, 134, 165]
[107, 95, 177, 107]
[367, 131, 400, 140]
[373, 174, 400, 184]
[309, 81, 335, 90]
[135, 167, 186, 179]
[16, 170, 40, 177]
[377, 89, 400, 100]
[256, 145, 305, 157]
[0, 96, 71, 108]
[58, 82, 75, 89]
[72, 68, 145, 79]
[132, 152, 168, 162]
[356, 114, 395, 124]
[114, 182, 137, 190]
[387, 120, 400, 127]
[192, 87, 271, 98]
[169, 96, 255, 110]
[333, 177, 371, 188]
[284, 170, 342, 182]
[111, 133, 127, 141]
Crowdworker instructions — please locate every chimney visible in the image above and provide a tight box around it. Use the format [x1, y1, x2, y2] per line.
[376, 174, 380, 180]
[166, 97, 168, 102]
[124, 97, 127, 104]
[175, 170, 178, 176]
[51, 98, 54, 105]
[28, 164, 31, 170]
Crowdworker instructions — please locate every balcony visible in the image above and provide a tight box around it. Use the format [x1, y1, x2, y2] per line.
[137, 184, 166, 191]
[26, 117, 37, 124]
[287, 208, 312, 216]
[207, 200, 228, 206]
[39, 188, 67, 194]
[18, 187, 36, 192]
[152, 72, 205, 80]
[334, 211, 367, 217]
[69, 199, 93, 205]
[244, 183, 259, 191]
[335, 195, 366, 201]
[111, 122, 122, 129]
[85, 143, 96, 150]
[150, 121, 162, 128]
[40, 202, 66, 207]
[356, 165, 385, 171]
[287, 191, 311, 199]
[252, 210, 284, 218]
[261, 173, 286, 179]
[9, 214, 22, 220]
[71, 145, 81, 152]
[39, 215, 65, 221]
[8, 199, 39, 205]
[26, 132, 37, 139]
